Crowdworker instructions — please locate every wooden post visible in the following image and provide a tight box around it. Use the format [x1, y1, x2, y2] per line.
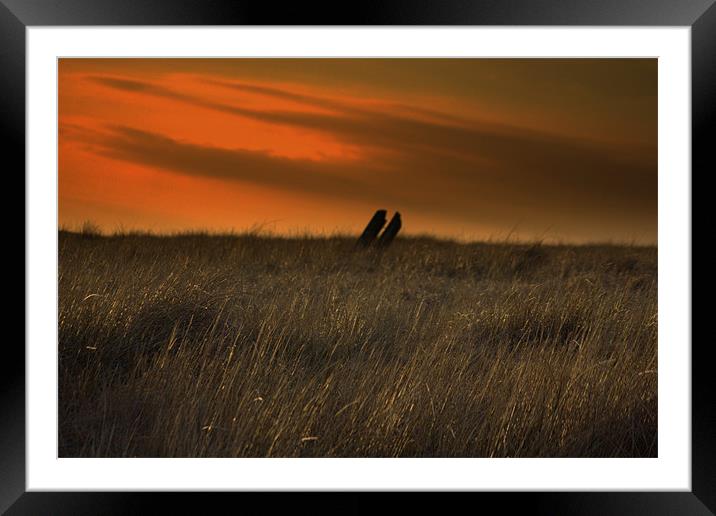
[378, 212, 401, 247]
[357, 209, 387, 247]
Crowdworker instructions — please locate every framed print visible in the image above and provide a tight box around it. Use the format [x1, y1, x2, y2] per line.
[6, 0, 711, 513]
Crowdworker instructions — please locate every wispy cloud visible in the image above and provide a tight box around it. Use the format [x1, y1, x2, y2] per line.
[89, 75, 656, 210]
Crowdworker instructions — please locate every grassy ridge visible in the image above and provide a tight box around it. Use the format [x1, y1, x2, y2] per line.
[58, 231, 657, 457]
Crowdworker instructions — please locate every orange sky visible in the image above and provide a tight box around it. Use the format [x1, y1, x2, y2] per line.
[58, 58, 657, 244]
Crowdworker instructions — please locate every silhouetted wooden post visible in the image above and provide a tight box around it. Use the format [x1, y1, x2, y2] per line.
[378, 212, 401, 247]
[357, 209, 387, 247]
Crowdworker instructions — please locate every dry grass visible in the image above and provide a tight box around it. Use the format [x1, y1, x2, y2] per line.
[58, 230, 657, 457]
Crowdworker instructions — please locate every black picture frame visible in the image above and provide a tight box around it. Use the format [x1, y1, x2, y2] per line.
[5, 1, 710, 514]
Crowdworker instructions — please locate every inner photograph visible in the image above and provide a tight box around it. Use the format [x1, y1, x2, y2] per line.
[58, 58, 657, 457]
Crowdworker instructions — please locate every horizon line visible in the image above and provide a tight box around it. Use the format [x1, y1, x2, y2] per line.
[58, 226, 658, 249]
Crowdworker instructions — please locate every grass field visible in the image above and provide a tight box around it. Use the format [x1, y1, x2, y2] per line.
[58, 229, 657, 457]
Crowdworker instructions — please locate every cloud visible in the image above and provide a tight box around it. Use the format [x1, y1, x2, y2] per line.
[200, 80, 656, 211]
[87, 125, 381, 200]
[91, 74, 655, 172]
[82, 74, 656, 238]
[205, 79, 371, 117]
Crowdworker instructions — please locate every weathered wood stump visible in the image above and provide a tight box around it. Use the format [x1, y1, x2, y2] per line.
[357, 209, 387, 247]
[377, 212, 401, 247]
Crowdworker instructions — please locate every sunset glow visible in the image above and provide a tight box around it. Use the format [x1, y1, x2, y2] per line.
[59, 58, 657, 243]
